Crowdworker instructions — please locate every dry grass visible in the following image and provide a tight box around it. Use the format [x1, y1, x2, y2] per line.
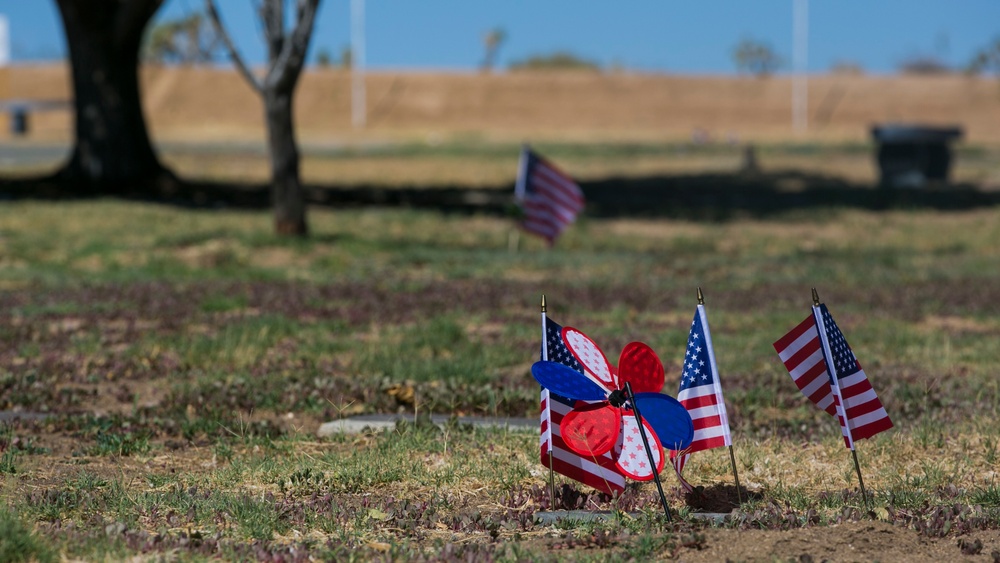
[3, 64, 999, 145]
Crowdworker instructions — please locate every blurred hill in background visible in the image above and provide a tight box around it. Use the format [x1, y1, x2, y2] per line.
[3, 64, 998, 145]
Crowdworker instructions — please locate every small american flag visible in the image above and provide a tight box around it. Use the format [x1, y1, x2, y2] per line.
[773, 304, 892, 449]
[515, 146, 585, 244]
[671, 305, 732, 489]
[540, 317, 625, 495]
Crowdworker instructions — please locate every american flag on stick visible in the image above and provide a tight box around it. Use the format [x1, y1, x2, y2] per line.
[671, 302, 733, 491]
[515, 146, 585, 244]
[539, 315, 625, 496]
[773, 301, 893, 449]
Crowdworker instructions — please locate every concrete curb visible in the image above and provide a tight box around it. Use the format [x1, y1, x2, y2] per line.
[317, 413, 537, 437]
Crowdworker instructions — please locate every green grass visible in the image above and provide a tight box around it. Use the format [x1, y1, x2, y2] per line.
[3, 198, 1000, 559]
[0, 508, 56, 563]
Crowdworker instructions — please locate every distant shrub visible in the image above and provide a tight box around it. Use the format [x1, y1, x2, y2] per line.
[509, 51, 600, 72]
[898, 55, 951, 75]
[830, 60, 865, 76]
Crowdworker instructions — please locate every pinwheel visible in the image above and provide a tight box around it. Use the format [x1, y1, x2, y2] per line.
[531, 326, 694, 481]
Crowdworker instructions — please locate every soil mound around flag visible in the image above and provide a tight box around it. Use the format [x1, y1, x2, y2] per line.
[674, 521, 1000, 562]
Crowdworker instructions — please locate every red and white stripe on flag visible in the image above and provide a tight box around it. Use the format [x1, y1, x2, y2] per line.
[834, 363, 893, 441]
[540, 389, 626, 496]
[515, 146, 585, 243]
[773, 314, 838, 417]
[774, 306, 892, 449]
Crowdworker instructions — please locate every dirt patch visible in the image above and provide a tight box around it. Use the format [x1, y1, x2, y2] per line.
[677, 522, 1000, 562]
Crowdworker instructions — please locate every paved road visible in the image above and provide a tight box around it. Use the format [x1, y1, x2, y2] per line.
[0, 142, 70, 169]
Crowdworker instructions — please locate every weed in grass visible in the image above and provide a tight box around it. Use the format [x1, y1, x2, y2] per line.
[71, 470, 109, 492]
[971, 484, 1000, 507]
[0, 423, 50, 474]
[984, 436, 998, 465]
[0, 450, 15, 474]
[29, 487, 83, 522]
[0, 509, 56, 563]
[225, 493, 287, 541]
[88, 429, 151, 457]
[200, 293, 249, 313]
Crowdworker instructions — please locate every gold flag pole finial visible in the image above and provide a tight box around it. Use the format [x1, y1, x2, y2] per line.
[541, 294, 547, 313]
[697, 287, 705, 305]
[811, 288, 820, 306]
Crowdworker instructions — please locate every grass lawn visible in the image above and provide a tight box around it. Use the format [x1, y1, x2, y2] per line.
[1, 198, 999, 561]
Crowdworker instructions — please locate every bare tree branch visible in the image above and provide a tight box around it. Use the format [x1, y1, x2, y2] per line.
[260, 0, 285, 61]
[205, 0, 264, 94]
[265, 0, 320, 93]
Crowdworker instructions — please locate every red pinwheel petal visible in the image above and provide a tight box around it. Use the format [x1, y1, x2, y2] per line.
[560, 403, 621, 458]
[618, 342, 665, 394]
[613, 413, 665, 481]
[562, 327, 618, 390]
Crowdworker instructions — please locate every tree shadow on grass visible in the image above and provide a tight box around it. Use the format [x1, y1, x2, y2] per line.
[2, 170, 998, 220]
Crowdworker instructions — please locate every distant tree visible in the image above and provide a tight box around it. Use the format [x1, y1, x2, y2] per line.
[732, 38, 782, 77]
[315, 47, 332, 67]
[897, 54, 950, 75]
[967, 38, 1000, 76]
[143, 11, 221, 65]
[480, 27, 506, 73]
[339, 45, 353, 69]
[53, 0, 173, 190]
[509, 51, 600, 72]
[206, 0, 321, 237]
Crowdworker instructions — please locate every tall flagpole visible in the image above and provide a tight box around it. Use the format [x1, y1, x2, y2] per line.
[792, 0, 809, 134]
[540, 295, 556, 507]
[698, 287, 743, 505]
[351, 0, 366, 129]
[812, 288, 870, 511]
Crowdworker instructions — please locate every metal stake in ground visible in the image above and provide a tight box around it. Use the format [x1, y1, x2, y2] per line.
[697, 287, 744, 505]
[851, 448, 870, 510]
[623, 381, 672, 521]
[540, 294, 556, 508]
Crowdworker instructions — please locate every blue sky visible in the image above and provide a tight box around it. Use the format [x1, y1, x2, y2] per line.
[1, 1, 997, 74]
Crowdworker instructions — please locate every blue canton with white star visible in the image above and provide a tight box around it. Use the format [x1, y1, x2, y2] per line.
[680, 312, 714, 391]
[542, 318, 584, 405]
[820, 304, 861, 379]
[543, 318, 584, 372]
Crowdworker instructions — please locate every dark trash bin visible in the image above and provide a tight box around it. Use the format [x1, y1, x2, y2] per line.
[871, 124, 962, 188]
[9, 106, 29, 136]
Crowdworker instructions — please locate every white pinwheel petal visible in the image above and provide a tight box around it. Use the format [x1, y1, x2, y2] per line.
[613, 413, 664, 481]
[562, 327, 617, 390]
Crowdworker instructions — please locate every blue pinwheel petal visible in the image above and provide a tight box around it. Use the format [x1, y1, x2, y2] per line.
[633, 392, 694, 451]
[531, 361, 608, 401]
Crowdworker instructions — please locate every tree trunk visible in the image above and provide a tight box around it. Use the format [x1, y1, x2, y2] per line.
[265, 88, 308, 236]
[54, 0, 170, 191]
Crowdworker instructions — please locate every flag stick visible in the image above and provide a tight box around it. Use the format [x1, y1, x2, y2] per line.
[548, 450, 556, 508]
[812, 288, 870, 513]
[508, 229, 520, 253]
[624, 381, 672, 522]
[851, 448, 870, 510]
[698, 287, 743, 505]
[541, 294, 556, 508]
[727, 445, 743, 505]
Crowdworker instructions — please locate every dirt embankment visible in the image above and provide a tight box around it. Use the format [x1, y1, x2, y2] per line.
[1, 64, 998, 145]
